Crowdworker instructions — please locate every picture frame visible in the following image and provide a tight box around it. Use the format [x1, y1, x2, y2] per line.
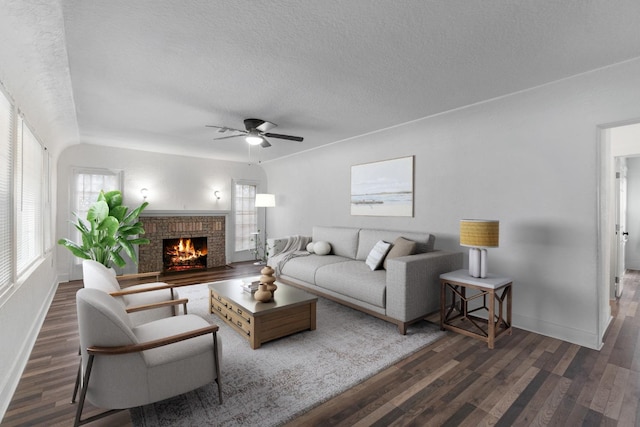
[350, 156, 414, 217]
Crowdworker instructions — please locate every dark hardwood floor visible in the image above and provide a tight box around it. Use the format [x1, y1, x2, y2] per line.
[3, 264, 640, 426]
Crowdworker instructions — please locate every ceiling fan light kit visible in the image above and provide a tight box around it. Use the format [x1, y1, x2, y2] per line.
[245, 129, 264, 145]
[207, 118, 303, 148]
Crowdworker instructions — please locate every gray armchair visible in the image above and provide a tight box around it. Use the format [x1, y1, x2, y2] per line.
[82, 259, 183, 325]
[74, 288, 222, 426]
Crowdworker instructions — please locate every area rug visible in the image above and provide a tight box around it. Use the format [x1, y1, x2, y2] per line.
[130, 283, 445, 426]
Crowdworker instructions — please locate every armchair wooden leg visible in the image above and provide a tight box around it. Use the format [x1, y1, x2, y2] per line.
[213, 331, 222, 404]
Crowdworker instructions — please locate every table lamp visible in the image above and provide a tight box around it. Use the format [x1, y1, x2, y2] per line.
[459, 219, 499, 278]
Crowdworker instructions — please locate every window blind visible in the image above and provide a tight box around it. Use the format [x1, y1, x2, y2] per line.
[0, 90, 12, 294]
[16, 118, 43, 275]
[43, 152, 52, 251]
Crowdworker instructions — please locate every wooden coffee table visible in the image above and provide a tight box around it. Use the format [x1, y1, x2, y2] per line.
[208, 277, 317, 349]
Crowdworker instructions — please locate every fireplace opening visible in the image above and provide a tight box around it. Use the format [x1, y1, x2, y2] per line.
[163, 237, 208, 272]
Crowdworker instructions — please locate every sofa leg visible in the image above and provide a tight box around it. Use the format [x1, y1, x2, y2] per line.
[398, 323, 408, 335]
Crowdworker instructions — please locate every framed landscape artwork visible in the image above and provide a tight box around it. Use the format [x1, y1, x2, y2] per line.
[350, 156, 414, 217]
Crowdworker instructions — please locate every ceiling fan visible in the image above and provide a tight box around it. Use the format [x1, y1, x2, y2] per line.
[206, 118, 303, 148]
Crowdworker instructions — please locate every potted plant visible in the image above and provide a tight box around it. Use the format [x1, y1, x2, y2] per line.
[58, 190, 150, 268]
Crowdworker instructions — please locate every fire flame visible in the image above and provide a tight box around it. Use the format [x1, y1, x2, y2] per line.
[166, 238, 207, 262]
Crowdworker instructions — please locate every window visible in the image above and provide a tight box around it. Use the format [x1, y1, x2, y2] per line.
[0, 88, 12, 295]
[16, 118, 43, 275]
[235, 182, 257, 252]
[43, 152, 52, 251]
[72, 169, 122, 218]
[0, 80, 51, 295]
[70, 169, 122, 266]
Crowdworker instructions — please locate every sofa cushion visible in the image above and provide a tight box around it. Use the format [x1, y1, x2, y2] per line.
[315, 261, 386, 308]
[280, 254, 351, 284]
[383, 237, 417, 269]
[366, 240, 392, 270]
[312, 226, 360, 259]
[356, 229, 435, 260]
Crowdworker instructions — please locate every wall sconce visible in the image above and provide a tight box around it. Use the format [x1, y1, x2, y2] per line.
[140, 188, 149, 201]
[213, 190, 221, 200]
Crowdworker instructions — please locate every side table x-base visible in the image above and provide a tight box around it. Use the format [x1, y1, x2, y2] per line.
[440, 269, 512, 349]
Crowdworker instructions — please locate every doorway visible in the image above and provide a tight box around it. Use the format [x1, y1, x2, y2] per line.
[599, 122, 640, 344]
[624, 158, 640, 274]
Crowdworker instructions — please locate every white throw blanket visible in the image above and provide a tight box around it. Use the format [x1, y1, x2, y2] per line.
[270, 235, 312, 276]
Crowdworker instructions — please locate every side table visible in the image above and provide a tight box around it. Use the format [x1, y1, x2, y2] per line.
[440, 269, 512, 349]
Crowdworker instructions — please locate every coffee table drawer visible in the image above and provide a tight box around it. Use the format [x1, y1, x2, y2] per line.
[211, 298, 229, 317]
[211, 291, 229, 307]
[227, 312, 251, 335]
[227, 301, 252, 323]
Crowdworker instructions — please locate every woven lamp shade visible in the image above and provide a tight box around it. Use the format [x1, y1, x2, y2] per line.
[460, 220, 499, 248]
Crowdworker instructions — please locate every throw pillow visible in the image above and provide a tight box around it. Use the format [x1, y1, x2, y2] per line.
[314, 241, 331, 256]
[383, 237, 417, 269]
[306, 242, 315, 253]
[366, 240, 392, 271]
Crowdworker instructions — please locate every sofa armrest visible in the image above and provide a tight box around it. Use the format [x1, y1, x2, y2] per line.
[266, 238, 289, 258]
[267, 236, 312, 258]
[385, 250, 463, 322]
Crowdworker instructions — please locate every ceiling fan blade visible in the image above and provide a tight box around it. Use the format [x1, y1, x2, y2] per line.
[264, 132, 303, 142]
[256, 120, 277, 132]
[260, 137, 271, 148]
[206, 125, 245, 133]
[260, 138, 272, 148]
[214, 134, 244, 140]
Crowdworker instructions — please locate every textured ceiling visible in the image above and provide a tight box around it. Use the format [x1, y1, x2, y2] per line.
[2, 1, 640, 163]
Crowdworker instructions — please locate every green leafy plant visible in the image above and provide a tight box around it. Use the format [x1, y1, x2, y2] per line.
[58, 190, 150, 268]
[250, 229, 268, 262]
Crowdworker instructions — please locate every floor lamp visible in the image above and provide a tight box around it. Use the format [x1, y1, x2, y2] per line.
[255, 193, 276, 265]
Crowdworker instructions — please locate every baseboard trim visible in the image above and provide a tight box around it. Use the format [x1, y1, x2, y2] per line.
[0, 279, 59, 420]
[513, 313, 602, 350]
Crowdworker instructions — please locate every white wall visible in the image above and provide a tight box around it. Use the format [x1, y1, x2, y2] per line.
[0, 257, 58, 419]
[626, 157, 640, 270]
[262, 58, 640, 350]
[0, 105, 61, 421]
[56, 144, 267, 279]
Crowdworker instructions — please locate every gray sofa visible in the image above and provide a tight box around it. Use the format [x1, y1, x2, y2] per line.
[267, 226, 462, 334]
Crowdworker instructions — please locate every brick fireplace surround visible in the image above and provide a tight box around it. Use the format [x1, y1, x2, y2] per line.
[138, 215, 226, 273]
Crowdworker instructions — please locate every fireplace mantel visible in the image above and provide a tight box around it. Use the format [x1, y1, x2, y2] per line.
[141, 210, 230, 217]
[138, 214, 226, 273]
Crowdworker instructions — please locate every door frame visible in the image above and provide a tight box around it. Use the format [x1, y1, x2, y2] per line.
[597, 120, 640, 345]
[615, 157, 628, 298]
